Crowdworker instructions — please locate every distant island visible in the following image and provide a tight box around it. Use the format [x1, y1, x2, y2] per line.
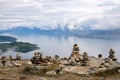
[0, 35, 39, 53]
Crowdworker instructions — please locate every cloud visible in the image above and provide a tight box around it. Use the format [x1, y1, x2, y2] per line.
[92, 4, 120, 30]
[0, 0, 120, 30]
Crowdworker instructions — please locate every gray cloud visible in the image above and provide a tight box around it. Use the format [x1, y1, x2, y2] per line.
[0, 0, 120, 30]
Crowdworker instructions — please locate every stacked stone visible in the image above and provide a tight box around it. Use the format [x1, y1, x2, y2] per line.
[69, 44, 81, 64]
[1, 56, 7, 66]
[81, 52, 89, 66]
[54, 55, 60, 60]
[108, 49, 117, 61]
[16, 52, 21, 60]
[98, 49, 118, 68]
[98, 54, 102, 59]
[99, 58, 113, 68]
[53, 55, 60, 63]
[31, 52, 45, 65]
[44, 56, 51, 62]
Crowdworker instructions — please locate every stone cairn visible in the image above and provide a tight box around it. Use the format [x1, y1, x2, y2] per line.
[31, 52, 45, 65]
[108, 48, 117, 61]
[69, 44, 81, 65]
[1, 56, 7, 66]
[81, 52, 89, 66]
[99, 58, 112, 68]
[99, 49, 118, 68]
[69, 44, 90, 66]
[98, 54, 102, 59]
[16, 52, 21, 60]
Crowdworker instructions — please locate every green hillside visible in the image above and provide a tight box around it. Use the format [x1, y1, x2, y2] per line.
[0, 42, 39, 53]
[0, 35, 17, 42]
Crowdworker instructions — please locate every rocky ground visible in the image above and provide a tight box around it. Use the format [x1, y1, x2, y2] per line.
[0, 44, 120, 80]
[0, 58, 120, 80]
[63, 57, 120, 75]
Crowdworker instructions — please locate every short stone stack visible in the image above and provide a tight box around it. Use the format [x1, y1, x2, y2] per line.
[108, 49, 117, 61]
[31, 52, 45, 65]
[81, 52, 89, 66]
[98, 54, 102, 59]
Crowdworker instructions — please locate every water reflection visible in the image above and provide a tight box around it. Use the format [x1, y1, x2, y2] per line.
[0, 34, 120, 61]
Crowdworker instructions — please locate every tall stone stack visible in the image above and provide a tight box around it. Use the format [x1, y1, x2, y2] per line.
[69, 44, 81, 63]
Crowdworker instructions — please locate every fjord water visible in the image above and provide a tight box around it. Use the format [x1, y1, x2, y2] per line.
[1, 34, 120, 61]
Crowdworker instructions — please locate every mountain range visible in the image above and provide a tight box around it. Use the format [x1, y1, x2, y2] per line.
[0, 27, 120, 38]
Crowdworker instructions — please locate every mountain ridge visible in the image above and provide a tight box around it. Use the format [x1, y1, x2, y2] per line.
[0, 27, 120, 37]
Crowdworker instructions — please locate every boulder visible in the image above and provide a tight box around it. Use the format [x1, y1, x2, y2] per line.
[112, 58, 117, 61]
[98, 54, 102, 59]
[58, 70, 63, 75]
[6, 62, 14, 67]
[19, 77, 27, 80]
[33, 66, 48, 70]
[118, 70, 120, 73]
[27, 61, 33, 66]
[46, 70, 57, 76]
[38, 77, 46, 80]
[99, 65, 104, 68]
[97, 67, 107, 72]
[104, 63, 110, 67]
[59, 60, 69, 65]
[13, 62, 21, 67]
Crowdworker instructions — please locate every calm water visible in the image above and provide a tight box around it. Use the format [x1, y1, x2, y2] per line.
[1, 34, 120, 61]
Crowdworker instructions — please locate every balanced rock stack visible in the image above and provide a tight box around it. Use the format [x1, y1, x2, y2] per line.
[16, 52, 21, 60]
[98, 54, 102, 59]
[108, 49, 117, 61]
[31, 52, 45, 65]
[81, 52, 89, 66]
[69, 44, 82, 63]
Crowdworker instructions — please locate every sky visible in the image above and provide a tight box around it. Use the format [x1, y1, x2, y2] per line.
[0, 0, 120, 30]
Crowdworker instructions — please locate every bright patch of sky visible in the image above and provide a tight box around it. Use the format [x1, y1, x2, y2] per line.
[0, 0, 120, 30]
